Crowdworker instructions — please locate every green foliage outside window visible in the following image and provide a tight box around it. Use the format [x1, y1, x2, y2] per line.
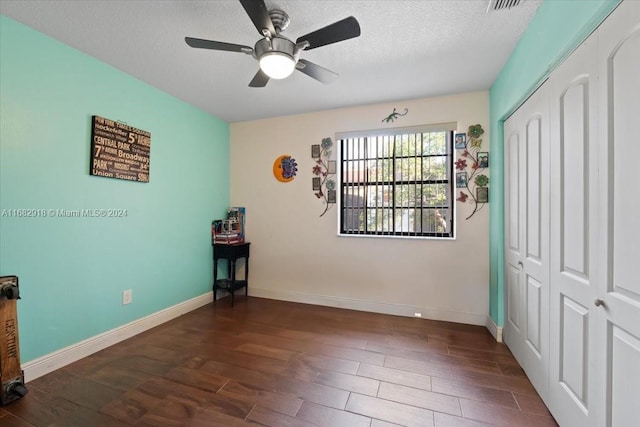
[340, 130, 453, 237]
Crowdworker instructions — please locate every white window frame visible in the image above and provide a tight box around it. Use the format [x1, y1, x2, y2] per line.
[336, 123, 457, 239]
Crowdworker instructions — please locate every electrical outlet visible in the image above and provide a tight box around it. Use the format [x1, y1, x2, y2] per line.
[414, 312, 422, 318]
[122, 289, 132, 305]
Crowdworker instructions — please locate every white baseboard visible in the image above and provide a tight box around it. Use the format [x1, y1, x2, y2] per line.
[486, 316, 503, 342]
[23, 292, 213, 382]
[250, 287, 488, 327]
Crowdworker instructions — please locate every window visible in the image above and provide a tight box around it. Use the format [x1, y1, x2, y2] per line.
[338, 123, 455, 238]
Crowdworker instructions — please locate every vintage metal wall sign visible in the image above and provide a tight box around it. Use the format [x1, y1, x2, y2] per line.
[90, 115, 151, 182]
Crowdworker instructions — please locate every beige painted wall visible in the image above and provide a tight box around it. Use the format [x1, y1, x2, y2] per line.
[230, 91, 490, 325]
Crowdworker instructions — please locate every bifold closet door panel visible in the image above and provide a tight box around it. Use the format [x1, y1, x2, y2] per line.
[596, 2, 640, 426]
[503, 82, 550, 402]
[547, 28, 599, 427]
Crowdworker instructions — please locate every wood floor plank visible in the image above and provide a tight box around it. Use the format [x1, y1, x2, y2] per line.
[310, 342, 387, 366]
[84, 364, 154, 392]
[50, 405, 131, 427]
[188, 406, 254, 427]
[366, 342, 443, 361]
[274, 376, 350, 409]
[370, 333, 434, 351]
[6, 297, 554, 426]
[377, 382, 462, 416]
[431, 377, 519, 409]
[451, 370, 538, 396]
[114, 343, 193, 365]
[357, 363, 432, 391]
[143, 376, 254, 417]
[199, 359, 278, 391]
[296, 401, 372, 427]
[218, 380, 304, 417]
[115, 354, 176, 376]
[99, 388, 164, 424]
[447, 345, 522, 366]
[133, 328, 207, 353]
[0, 409, 36, 427]
[5, 386, 119, 427]
[290, 352, 360, 376]
[145, 393, 252, 424]
[237, 330, 318, 353]
[512, 392, 553, 416]
[498, 363, 527, 377]
[283, 353, 361, 383]
[428, 331, 512, 355]
[56, 352, 113, 377]
[202, 345, 290, 376]
[434, 411, 493, 427]
[135, 412, 193, 427]
[285, 329, 370, 350]
[346, 393, 435, 427]
[384, 355, 461, 378]
[247, 405, 317, 427]
[426, 352, 503, 375]
[162, 365, 229, 393]
[1, 385, 69, 423]
[313, 370, 381, 396]
[28, 368, 124, 411]
[105, 376, 252, 425]
[460, 398, 558, 426]
[234, 342, 297, 361]
[384, 354, 502, 380]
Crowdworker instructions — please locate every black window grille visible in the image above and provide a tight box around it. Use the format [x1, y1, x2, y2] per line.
[339, 127, 454, 238]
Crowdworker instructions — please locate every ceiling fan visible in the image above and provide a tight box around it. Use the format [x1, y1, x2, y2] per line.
[185, 0, 361, 87]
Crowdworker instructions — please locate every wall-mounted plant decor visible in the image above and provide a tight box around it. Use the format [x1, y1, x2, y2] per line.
[382, 108, 408, 123]
[455, 124, 489, 220]
[273, 154, 297, 183]
[312, 137, 336, 217]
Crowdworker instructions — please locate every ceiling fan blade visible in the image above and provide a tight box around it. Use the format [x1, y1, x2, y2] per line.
[185, 37, 252, 53]
[249, 69, 270, 87]
[296, 16, 361, 50]
[239, 0, 275, 37]
[296, 59, 339, 84]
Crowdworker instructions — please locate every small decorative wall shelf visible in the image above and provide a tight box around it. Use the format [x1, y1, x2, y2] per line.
[455, 124, 489, 220]
[311, 137, 336, 217]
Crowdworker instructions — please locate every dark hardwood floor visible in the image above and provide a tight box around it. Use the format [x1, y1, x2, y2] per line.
[0, 297, 557, 426]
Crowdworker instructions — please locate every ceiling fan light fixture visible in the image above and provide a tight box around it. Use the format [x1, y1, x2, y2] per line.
[259, 52, 295, 79]
[185, 1, 362, 87]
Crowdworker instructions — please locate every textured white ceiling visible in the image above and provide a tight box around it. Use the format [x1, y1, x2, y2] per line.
[0, 0, 541, 122]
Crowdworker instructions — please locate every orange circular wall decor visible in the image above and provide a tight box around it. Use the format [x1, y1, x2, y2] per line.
[272, 155, 297, 183]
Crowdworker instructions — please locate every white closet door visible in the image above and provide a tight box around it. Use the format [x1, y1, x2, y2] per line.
[548, 30, 599, 427]
[504, 103, 524, 363]
[596, 2, 640, 426]
[504, 2, 639, 425]
[503, 82, 550, 401]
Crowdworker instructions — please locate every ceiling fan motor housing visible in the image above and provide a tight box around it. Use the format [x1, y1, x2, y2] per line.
[254, 36, 296, 61]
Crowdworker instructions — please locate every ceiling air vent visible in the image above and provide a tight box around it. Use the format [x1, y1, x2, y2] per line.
[486, 0, 524, 13]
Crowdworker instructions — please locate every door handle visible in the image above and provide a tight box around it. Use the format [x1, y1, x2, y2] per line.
[594, 298, 605, 308]
[517, 261, 524, 268]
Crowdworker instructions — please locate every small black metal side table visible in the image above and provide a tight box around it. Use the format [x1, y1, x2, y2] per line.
[212, 242, 250, 306]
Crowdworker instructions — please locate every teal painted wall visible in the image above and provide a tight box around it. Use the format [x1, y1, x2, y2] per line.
[0, 16, 229, 362]
[488, 0, 621, 326]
